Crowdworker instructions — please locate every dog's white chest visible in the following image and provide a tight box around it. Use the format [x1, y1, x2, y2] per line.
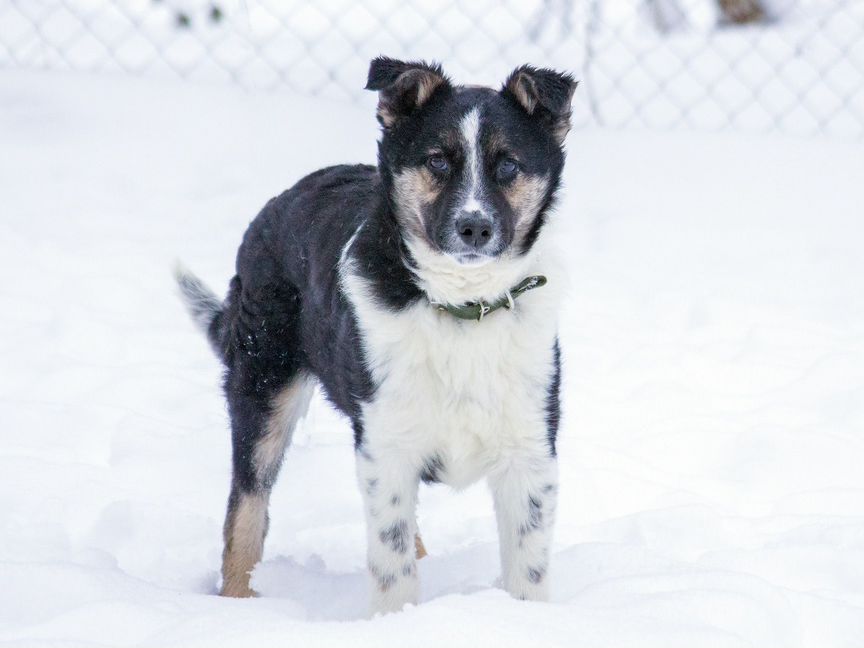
[353, 294, 557, 488]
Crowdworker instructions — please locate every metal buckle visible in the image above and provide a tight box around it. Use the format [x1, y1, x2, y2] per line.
[477, 301, 491, 320]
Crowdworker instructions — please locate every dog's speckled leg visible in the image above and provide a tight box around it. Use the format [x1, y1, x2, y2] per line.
[488, 456, 558, 601]
[356, 445, 421, 615]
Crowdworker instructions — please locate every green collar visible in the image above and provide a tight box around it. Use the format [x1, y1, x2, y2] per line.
[431, 275, 547, 321]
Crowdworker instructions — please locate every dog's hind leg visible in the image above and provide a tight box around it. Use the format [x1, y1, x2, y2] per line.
[220, 371, 315, 597]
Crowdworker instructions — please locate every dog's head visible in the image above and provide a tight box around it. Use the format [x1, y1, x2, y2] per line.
[367, 56, 576, 267]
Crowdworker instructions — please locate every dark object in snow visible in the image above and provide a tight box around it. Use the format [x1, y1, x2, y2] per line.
[646, 0, 765, 31]
[718, 0, 765, 24]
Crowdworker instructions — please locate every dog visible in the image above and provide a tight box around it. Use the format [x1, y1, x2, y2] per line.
[176, 55, 576, 614]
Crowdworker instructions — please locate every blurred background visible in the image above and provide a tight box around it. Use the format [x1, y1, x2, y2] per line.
[2, 0, 862, 136]
[1, 2, 863, 647]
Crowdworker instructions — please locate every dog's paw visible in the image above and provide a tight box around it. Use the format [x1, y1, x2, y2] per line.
[368, 570, 419, 616]
[502, 571, 550, 602]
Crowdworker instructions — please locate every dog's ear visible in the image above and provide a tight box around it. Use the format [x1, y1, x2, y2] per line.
[502, 65, 578, 145]
[365, 56, 450, 129]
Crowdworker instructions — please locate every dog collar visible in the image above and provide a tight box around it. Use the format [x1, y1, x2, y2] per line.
[430, 275, 547, 321]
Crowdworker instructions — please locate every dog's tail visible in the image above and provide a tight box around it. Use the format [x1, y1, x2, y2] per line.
[174, 262, 225, 357]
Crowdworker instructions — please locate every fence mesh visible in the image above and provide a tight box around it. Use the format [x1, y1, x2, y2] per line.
[1, 0, 862, 137]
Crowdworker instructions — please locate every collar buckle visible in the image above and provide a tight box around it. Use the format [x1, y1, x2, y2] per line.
[477, 301, 491, 320]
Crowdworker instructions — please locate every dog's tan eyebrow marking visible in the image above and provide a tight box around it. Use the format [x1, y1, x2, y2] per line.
[483, 130, 509, 158]
[439, 130, 462, 150]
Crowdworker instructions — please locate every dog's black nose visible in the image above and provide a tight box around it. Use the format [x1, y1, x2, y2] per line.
[456, 211, 493, 249]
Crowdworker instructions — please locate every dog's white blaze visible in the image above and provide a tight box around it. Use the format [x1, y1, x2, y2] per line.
[458, 107, 487, 218]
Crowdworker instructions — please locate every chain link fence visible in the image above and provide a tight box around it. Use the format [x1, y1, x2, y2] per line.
[1, 0, 862, 137]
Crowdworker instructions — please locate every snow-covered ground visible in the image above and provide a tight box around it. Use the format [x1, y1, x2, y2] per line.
[1, 69, 863, 647]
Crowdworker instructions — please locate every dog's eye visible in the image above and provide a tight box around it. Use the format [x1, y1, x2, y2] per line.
[496, 158, 519, 183]
[427, 155, 449, 173]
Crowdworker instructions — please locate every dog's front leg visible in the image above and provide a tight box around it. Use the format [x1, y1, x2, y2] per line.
[488, 455, 558, 601]
[356, 444, 421, 615]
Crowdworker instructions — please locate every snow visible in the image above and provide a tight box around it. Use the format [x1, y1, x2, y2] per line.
[1, 68, 863, 647]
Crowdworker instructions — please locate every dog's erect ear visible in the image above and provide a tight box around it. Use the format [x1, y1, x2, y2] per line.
[502, 65, 578, 145]
[365, 56, 450, 129]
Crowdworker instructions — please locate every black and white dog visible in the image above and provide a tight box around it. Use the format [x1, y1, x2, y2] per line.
[177, 56, 576, 614]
